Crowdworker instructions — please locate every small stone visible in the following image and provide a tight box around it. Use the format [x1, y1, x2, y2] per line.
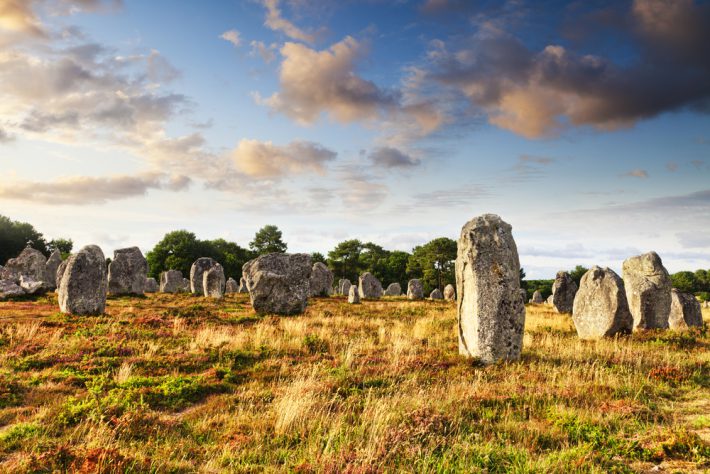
[532, 290, 543, 304]
[58, 245, 107, 315]
[190, 257, 219, 296]
[144, 278, 159, 293]
[384, 283, 402, 296]
[309, 262, 334, 297]
[203, 264, 225, 299]
[407, 279, 423, 300]
[160, 270, 183, 293]
[348, 285, 360, 304]
[225, 277, 239, 294]
[444, 284, 455, 301]
[108, 247, 148, 295]
[358, 272, 383, 299]
[572, 266, 633, 340]
[622, 251, 671, 330]
[243, 253, 312, 315]
[430, 288, 443, 299]
[668, 289, 703, 330]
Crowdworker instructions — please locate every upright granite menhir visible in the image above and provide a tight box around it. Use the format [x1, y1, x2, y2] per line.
[572, 266, 633, 340]
[190, 257, 219, 296]
[108, 247, 148, 295]
[456, 214, 525, 364]
[622, 251, 671, 330]
[243, 253, 312, 315]
[551, 271, 577, 314]
[58, 245, 107, 315]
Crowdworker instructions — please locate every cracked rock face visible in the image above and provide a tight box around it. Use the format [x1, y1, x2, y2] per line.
[456, 214, 525, 364]
[58, 245, 107, 316]
[551, 271, 577, 314]
[309, 262, 334, 297]
[358, 272, 382, 299]
[108, 247, 148, 295]
[407, 279, 423, 301]
[190, 257, 219, 296]
[668, 289, 703, 330]
[243, 253, 312, 315]
[622, 251, 671, 330]
[572, 266, 633, 340]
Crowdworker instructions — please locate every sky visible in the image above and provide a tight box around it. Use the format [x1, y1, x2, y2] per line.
[0, 0, 709, 278]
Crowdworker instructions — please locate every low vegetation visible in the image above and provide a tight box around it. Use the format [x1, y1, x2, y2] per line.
[0, 294, 708, 472]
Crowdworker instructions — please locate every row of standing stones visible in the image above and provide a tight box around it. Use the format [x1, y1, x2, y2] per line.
[0, 214, 705, 364]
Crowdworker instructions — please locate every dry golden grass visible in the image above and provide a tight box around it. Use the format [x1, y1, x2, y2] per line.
[0, 293, 707, 473]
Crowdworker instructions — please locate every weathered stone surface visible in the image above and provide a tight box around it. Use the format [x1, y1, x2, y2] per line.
[384, 283, 402, 296]
[532, 290, 543, 304]
[407, 279, 423, 300]
[572, 266, 633, 340]
[339, 279, 351, 296]
[181, 278, 191, 292]
[546, 295, 553, 305]
[456, 214, 526, 364]
[203, 264, 225, 299]
[309, 262, 334, 297]
[242, 253, 312, 315]
[430, 288, 443, 299]
[20, 275, 43, 294]
[238, 277, 248, 293]
[519, 289, 527, 303]
[56, 260, 68, 291]
[5, 247, 47, 283]
[190, 257, 219, 296]
[144, 278, 158, 293]
[444, 284, 455, 301]
[551, 271, 578, 313]
[622, 251, 671, 330]
[44, 250, 62, 290]
[348, 285, 360, 304]
[358, 272, 382, 299]
[225, 277, 239, 294]
[108, 247, 148, 295]
[58, 245, 107, 315]
[0, 280, 25, 298]
[669, 289, 703, 330]
[160, 270, 183, 293]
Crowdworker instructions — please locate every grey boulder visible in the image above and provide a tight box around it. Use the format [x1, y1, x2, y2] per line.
[5, 247, 47, 283]
[44, 250, 63, 290]
[0, 280, 25, 299]
[622, 251, 671, 330]
[339, 279, 352, 296]
[384, 283, 402, 296]
[430, 288, 443, 300]
[407, 279, 423, 300]
[532, 290, 543, 304]
[203, 264, 225, 299]
[160, 270, 183, 293]
[190, 257, 219, 296]
[358, 272, 383, 299]
[238, 277, 248, 293]
[444, 284, 455, 301]
[551, 271, 578, 313]
[108, 247, 148, 295]
[225, 277, 239, 294]
[20, 275, 43, 294]
[348, 285, 360, 304]
[309, 262, 334, 297]
[58, 245, 107, 315]
[572, 266, 633, 340]
[144, 278, 159, 293]
[243, 253, 312, 315]
[56, 260, 68, 291]
[669, 289, 703, 330]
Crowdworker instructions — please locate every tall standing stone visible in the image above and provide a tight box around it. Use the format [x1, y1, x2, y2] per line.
[456, 214, 525, 364]
[309, 262, 334, 297]
[108, 247, 148, 295]
[358, 272, 383, 299]
[551, 271, 577, 314]
[348, 285, 360, 304]
[58, 245, 107, 315]
[384, 283, 402, 296]
[622, 252, 671, 330]
[572, 266, 633, 339]
[339, 279, 352, 296]
[407, 279, 423, 300]
[242, 253, 312, 315]
[444, 284, 455, 301]
[669, 289, 703, 330]
[225, 277, 239, 294]
[190, 257, 219, 296]
[203, 264, 225, 299]
[44, 250, 63, 291]
[532, 290, 543, 304]
[160, 270, 183, 293]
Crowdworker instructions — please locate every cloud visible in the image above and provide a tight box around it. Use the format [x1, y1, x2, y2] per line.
[0, 0, 121, 37]
[621, 169, 649, 179]
[249, 40, 277, 63]
[426, 0, 710, 138]
[231, 139, 337, 178]
[0, 126, 14, 142]
[220, 29, 241, 47]
[0, 172, 191, 205]
[397, 184, 491, 212]
[368, 146, 420, 168]
[676, 231, 710, 249]
[262, 0, 315, 44]
[666, 161, 678, 172]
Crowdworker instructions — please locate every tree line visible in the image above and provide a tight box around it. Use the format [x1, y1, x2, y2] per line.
[2, 215, 709, 299]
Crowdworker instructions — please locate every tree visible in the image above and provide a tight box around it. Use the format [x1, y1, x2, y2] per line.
[569, 265, 589, 286]
[310, 252, 326, 264]
[146, 230, 203, 278]
[519, 267, 527, 291]
[327, 239, 363, 282]
[250, 225, 287, 255]
[407, 237, 457, 293]
[204, 238, 251, 280]
[670, 271, 698, 293]
[48, 238, 73, 258]
[383, 250, 411, 287]
[359, 242, 390, 283]
[0, 214, 48, 264]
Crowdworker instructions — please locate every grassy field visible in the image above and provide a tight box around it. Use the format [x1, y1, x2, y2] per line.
[0, 293, 708, 473]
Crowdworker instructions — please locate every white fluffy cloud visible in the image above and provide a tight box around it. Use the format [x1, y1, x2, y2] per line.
[220, 29, 241, 47]
[231, 139, 336, 178]
[262, 0, 315, 44]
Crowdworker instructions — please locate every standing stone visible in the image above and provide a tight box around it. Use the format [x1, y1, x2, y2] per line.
[190, 257, 219, 296]
[238, 277, 248, 293]
[551, 271, 578, 314]
[444, 284, 455, 301]
[56, 260, 68, 291]
[203, 264, 225, 299]
[358, 272, 383, 299]
[407, 279, 423, 300]
[181, 278, 191, 292]
[242, 253, 312, 315]
[456, 214, 525, 364]
[430, 288, 443, 300]
[309, 262, 334, 297]
[44, 250, 63, 291]
[108, 247, 148, 295]
[5, 247, 47, 283]
[348, 285, 360, 304]
[225, 277, 239, 294]
[339, 279, 352, 296]
[20, 275, 43, 294]
[384, 283, 402, 296]
[0, 280, 25, 299]
[572, 266, 633, 339]
[160, 270, 183, 293]
[622, 252, 671, 330]
[669, 289, 703, 330]
[144, 278, 158, 293]
[58, 245, 107, 315]
[532, 290, 543, 304]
